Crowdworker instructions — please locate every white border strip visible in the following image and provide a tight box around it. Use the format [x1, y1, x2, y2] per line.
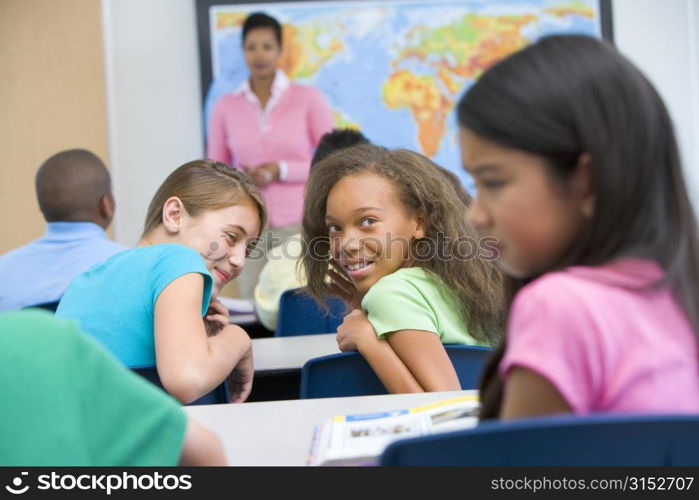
[100, 0, 124, 244]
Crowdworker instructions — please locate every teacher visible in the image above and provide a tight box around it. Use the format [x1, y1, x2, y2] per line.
[207, 12, 334, 300]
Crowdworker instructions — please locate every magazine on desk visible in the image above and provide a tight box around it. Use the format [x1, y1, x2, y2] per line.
[307, 395, 479, 466]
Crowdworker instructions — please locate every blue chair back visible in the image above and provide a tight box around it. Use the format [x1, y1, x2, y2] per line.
[132, 366, 229, 405]
[379, 414, 699, 466]
[300, 345, 492, 399]
[275, 288, 346, 337]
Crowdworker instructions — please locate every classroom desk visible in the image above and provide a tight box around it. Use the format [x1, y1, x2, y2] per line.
[185, 390, 474, 466]
[248, 334, 340, 402]
[252, 333, 339, 373]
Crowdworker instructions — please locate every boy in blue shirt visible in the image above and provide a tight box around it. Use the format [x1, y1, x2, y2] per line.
[0, 149, 125, 311]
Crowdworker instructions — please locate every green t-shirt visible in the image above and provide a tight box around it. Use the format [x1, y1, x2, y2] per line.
[361, 267, 485, 346]
[0, 310, 187, 466]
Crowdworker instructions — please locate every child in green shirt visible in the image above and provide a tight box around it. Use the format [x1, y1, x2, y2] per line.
[0, 310, 225, 465]
[302, 144, 504, 393]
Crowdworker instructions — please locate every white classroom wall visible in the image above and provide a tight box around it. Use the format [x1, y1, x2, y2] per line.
[102, 0, 699, 245]
[102, 0, 204, 245]
[613, 0, 699, 202]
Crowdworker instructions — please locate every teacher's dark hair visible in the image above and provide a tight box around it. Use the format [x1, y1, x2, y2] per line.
[242, 12, 282, 48]
[457, 35, 699, 419]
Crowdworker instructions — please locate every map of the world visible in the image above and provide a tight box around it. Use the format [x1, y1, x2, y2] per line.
[204, 0, 604, 190]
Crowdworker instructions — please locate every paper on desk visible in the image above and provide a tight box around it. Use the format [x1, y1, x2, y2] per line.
[218, 296, 256, 314]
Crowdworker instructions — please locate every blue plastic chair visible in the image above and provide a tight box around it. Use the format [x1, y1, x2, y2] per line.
[379, 414, 699, 466]
[275, 288, 346, 337]
[300, 345, 492, 399]
[132, 366, 229, 405]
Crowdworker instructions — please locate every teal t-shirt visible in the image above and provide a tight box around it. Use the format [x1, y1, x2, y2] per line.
[361, 267, 485, 346]
[0, 310, 186, 466]
[56, 244, 213, 367]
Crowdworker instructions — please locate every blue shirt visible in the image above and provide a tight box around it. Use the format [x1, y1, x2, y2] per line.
[0, 222, 126, 311]
[56, 244, 213, 368]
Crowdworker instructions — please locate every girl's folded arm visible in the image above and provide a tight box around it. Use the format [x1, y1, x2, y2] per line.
[355, 329, 461, 394]
[339, 310, 423, 393]
[385, 330, 462, 393]
[154, 273, 251, 404]
[355, 337, 424, 393]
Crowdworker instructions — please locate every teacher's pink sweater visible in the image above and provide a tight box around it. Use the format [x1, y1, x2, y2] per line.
[207, 78, 334, 228]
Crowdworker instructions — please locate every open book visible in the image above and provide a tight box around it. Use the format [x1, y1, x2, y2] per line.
[307, 395, 479, 466]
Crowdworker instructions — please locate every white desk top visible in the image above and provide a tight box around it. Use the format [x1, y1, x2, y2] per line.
[252, 334, 340, 373]
[185, 390, 474, 466]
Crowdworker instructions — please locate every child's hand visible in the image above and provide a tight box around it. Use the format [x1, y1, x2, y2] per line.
[227, 345, 254, 403]
[204, 298, 231, 337]
[327, 259, 363, 310]
[336, 309, 378, 352]
[245, 163, 279, 187]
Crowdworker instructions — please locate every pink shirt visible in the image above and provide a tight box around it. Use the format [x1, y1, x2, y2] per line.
[501, 258, 699, 414]
[207, 70, 334, 228]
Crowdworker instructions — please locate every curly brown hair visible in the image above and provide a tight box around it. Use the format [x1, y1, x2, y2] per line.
[301, 144, 505, 344]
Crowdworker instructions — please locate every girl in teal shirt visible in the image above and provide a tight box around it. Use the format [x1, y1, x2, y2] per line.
[58, 160, 266, 404]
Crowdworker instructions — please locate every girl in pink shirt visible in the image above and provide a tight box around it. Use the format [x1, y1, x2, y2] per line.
[457, 35, 699, 419]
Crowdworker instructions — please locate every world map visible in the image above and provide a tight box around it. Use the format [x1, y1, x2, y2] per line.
[204, 0, 604, 191]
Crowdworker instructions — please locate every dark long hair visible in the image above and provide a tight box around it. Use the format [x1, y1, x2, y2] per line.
[302, 144, 505, 344]
[457, 35, 699, 418]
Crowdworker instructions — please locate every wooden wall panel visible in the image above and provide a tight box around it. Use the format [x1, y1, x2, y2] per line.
[0, 0, 108, 253]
